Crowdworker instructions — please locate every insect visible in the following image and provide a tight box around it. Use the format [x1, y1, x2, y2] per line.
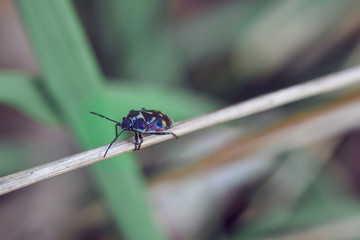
[90, 108, 178, 157]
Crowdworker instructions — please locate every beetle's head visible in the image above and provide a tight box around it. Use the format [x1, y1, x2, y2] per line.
[121, 117, 133, 130]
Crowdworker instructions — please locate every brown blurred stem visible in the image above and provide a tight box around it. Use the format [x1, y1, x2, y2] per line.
[1, 66, 360, 195]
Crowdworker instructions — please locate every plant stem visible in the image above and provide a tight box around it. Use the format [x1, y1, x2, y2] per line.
[1, 66, 360, 195]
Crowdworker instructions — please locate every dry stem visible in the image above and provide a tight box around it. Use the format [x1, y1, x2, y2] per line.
[1, 66, 360, 195]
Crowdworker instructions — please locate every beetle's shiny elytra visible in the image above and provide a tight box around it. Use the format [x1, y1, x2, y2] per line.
[90, 108, 178, 157]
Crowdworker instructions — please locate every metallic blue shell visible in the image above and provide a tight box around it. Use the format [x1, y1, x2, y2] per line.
[123, 109, 173, 133]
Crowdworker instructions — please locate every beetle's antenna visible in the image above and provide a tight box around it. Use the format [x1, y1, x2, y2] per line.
[104, 129, 126, 157]
[90, 111, 121, 124]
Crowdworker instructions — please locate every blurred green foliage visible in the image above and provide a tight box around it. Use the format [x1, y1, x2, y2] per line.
[3, 1, 219, 240]
[1, 0, 360, 239]
[0, 72, 58, 125]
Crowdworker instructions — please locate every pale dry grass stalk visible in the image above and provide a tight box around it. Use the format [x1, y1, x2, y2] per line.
[1, 66, 360, 195]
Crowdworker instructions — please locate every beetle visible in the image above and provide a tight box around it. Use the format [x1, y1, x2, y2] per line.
[90, 108, 178, 157]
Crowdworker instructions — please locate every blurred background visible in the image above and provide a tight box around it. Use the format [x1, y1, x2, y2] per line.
[1, 0, 360, 239]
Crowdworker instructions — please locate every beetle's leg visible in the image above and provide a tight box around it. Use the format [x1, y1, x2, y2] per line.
[138, 133, 143, 150]
[104, 129, 126, 158]
[170, 132, 179, 139]
[134, 131, 139, 151]
[152, 132, 179, 139]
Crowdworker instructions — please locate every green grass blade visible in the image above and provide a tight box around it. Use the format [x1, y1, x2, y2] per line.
[0, 71, 58, 124]
[15, 1, 168, 239]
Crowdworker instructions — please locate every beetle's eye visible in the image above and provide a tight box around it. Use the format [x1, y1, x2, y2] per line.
[122, 118, 132, 129]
